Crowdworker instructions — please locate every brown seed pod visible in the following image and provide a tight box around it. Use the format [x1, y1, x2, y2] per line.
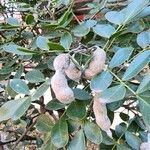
[93, 92, 112, 136]
[65, 60, 82, 82]
[53, 53, 70, 71]
[51, 70, 75, 104]
[84, 46, 106, 79]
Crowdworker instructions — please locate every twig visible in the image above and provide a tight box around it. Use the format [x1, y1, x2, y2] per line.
[11, 119, 37, 150]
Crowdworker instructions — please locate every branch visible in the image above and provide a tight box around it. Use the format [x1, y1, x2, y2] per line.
[11, 119, 37, 150]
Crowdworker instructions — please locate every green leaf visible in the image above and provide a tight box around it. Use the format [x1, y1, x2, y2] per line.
[137, 30, 150, 48]
[48, 41, 65, 51]
[51, 120, 69, 148]
[36, 114, 54, 133]
[66, 101, 86, 120]
[117, 144, 131, 150]
[115, 123, 127, 137]
[45, 100, 65, 111]
[67, 129, 86, 150]
[105, 11, 125, 25]
[0, 97, 31, 121]
[84, 19, 97, 28]
[73, 88, 92, 100]
[105, 0, 149, 25]
[120, 113, 129, 121]
[125, 131, 142, 150]
[122, 50, 150, 80]
[60, 32, 72, 49]
[10, 79, 30, 95]
[25, 69, 45, 83]
[93, 24, 115, 38]
[41, 138, 56, 150]
[84, 121, 102, 144]
[14, 64, 24, 79]
[124, 0, 149, 23]
[100, 85, 126, 103]
[32, 81, 49, 101]
[36, 36, 49, 50]
[101, 131, 115, 145]
[90, 71, 113, 92]
[25, 14, 34, 24]
[136, 72, 150, 94]
[139, 99, 150, 130]
[109, 47, 133, 68]
[6, 17, 20, 26]
[3, 44, 36, 55]
[73, 24, 90, 37]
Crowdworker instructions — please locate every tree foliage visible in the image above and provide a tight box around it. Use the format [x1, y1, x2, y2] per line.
[0, 0, 150, 149]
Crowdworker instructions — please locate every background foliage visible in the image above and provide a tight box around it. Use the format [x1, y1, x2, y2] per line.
[0, 0, 150, 149]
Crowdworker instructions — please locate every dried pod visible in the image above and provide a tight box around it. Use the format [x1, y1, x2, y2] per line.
[65, 60, 82, 82]
[51, 70, 75, 104]
[140, 142, 150, 150]
[84, 46, 106, 79]
[53, 53, 70, 71]
[93, 92, 111, 136]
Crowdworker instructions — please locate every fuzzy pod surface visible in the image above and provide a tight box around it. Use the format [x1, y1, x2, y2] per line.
[65, 60, 82, 82]
[140, 142, 150, 150]
[93, 92, 111, 136]
[53, 53, 70, 71]
[84, 46, 106, 79]
[51, 70, 75, 104]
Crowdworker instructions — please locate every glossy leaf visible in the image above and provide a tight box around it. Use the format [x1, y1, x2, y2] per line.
[32, 81, 49, 101]
[139, 99, 150, 130]
[36, 114, 53, 133]
[136, 72, 150, 93]
[122, 50, 150, 80]
[45, 100, 65, 111]
[137, 30, 150, 48]
[48, 42, 65, 51]
[60, 32, 72, 49]
[84, 121, 102, 144]
[73, 88, 92, 100]
[3, 44, 36, 55]
[36, 36, 49, 50]
[105, 0, 149, 25]
[125, 131, 142, 150]
[25, 69, 45, 83]
[25, 14, 34, 24]
[66, 101, 86, 120]
[10, 79, 30, 95]
[117, 144, 131, 150]
[6, 17, 20, 26]
[67, 129, 86, 150]
[90, 71, 113, 92]
[109, 47, 133, 68]
[73, 24, 90, 37]
[0, 97, 31, 121]
[51, 120, 69, 148]
[105, 11, 125, 25]
[100, 85, 126, 103]
[93, 24, 115, 38]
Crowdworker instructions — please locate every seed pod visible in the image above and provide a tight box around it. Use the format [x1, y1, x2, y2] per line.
[65, 60, 82, 82]
[53, 54, 70, 71]
[84, 46, 106, 79]
[140, 142, 150, 150]
[93, 92, 112, 136]
[51, 70, 75, 104]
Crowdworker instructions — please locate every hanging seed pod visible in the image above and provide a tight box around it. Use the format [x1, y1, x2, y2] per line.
[51, 70, 75, 104]
[84, 46, 106, 79]
[65, 60, 82, 83]
[93, 92, 112, 137]
[53, 53, 70, 71]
